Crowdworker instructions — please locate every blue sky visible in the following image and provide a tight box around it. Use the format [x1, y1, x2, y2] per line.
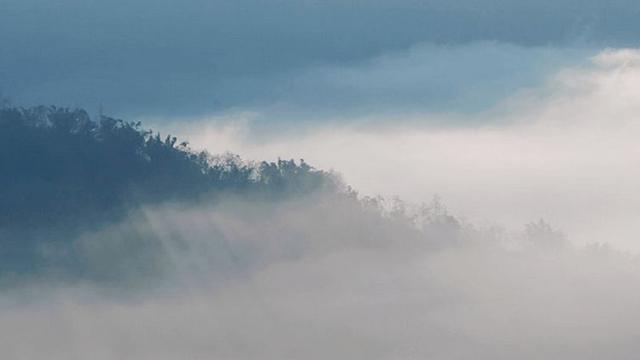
[0, 0, 637, 120]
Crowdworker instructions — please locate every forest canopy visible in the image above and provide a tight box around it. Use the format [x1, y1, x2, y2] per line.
[0, 106, 345, 278]
[0, 106, 338, 229]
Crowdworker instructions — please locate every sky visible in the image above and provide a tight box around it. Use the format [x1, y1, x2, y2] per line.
[1, 0, 639, 118]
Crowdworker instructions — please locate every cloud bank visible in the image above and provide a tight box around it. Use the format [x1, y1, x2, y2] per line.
[2, 194, 640, 359]
[168, 48, 640, 251]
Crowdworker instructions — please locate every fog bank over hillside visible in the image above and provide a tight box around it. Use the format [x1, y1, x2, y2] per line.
[168, 48, 640, 252]
[2, 100, 640, 358]
[2, 194, 640, 359]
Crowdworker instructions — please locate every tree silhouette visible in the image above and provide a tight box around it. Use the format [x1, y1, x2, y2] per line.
[0, 105, 339, 277]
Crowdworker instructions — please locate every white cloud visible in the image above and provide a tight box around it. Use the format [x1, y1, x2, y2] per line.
[166, 48, 640, 251]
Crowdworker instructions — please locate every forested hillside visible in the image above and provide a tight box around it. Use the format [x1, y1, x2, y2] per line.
[0, 106, 336, 227]
[0, 106, 342, 278]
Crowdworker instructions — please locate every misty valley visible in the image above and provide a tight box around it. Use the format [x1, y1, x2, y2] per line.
[1, 106, 640, 359]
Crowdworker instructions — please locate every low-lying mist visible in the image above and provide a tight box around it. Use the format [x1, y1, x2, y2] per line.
[168, 48, 640, 252]
[3, 191, 640, 359]
[2, 104, 640, 359]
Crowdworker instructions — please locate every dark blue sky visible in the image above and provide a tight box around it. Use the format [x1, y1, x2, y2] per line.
[0, 0, 637, 119]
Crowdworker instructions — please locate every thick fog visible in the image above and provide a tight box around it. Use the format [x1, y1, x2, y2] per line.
[2, 192, 640, 359]
[168, 48, 640, 252]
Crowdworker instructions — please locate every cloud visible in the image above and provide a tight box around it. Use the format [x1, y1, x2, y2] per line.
[4, 40, 589, 120]
[2, 194, 640, 359]
[121, 42, 589, 125]
[165, 48, 640, 251]
[236, 43, 591, 121]
[1, 0, 635, 117]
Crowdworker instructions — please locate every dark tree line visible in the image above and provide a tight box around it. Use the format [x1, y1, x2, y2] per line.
[0, 106, 336, 229]
[0, 106, 338, 275]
